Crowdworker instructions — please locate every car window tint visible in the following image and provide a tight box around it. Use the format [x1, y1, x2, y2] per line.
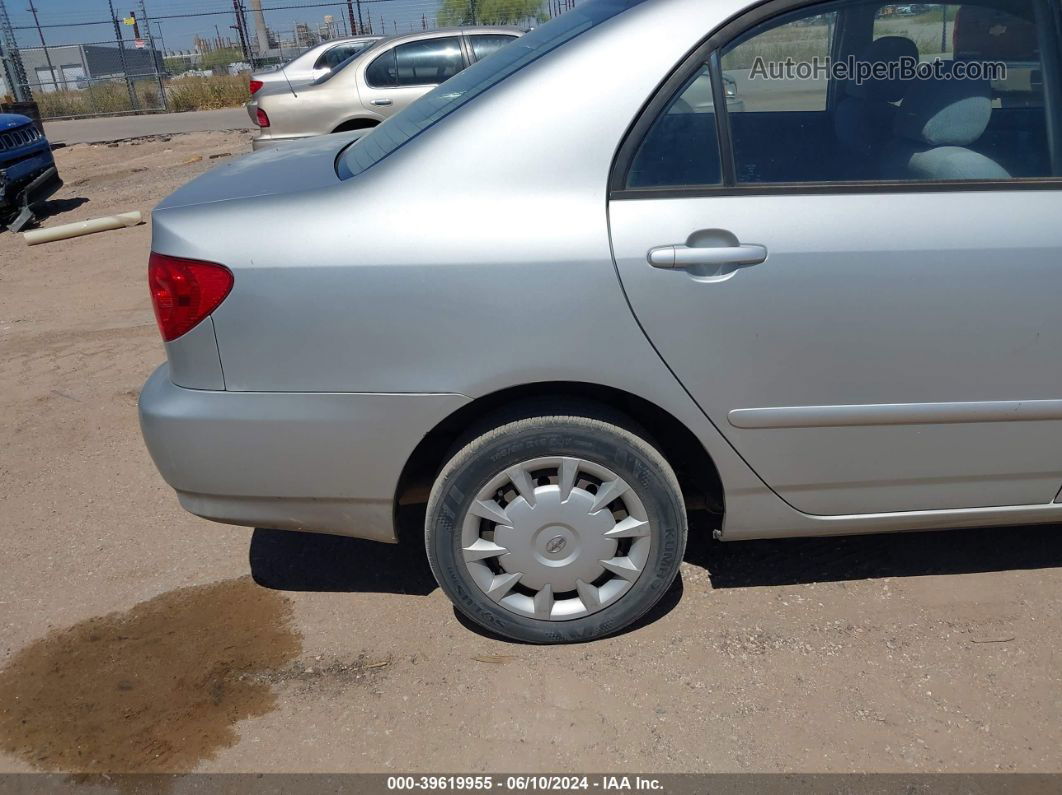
[717, 0, 1055, 184]
[470, 35, 518, 61]
[365, 49, 396, 88]
[874, 4, 1044, 108]
[318, 46, 349, 70]
[317, 42, 371, 70]
[722, 12, 837, 112]
[394, 37, 465, 86]
[626, 65, 721, 188]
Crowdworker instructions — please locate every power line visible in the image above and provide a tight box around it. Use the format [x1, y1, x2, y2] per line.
[11, 0, 442, 28]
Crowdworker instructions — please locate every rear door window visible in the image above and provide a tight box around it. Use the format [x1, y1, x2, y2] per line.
[365, 49, 396, 88]
[873, 3, 1044, 108]
[722, 0, 1054, 184]
[394, 37, 465, 87]
[620, 0, 1059, 189]
[722, 12, 838, 112]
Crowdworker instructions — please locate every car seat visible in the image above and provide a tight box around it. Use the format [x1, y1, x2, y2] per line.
[833, 36, 920, 176]
[884, 63, 1009, 180]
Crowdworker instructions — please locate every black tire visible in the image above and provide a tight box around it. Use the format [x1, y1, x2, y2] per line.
[425, 410, 687, 643]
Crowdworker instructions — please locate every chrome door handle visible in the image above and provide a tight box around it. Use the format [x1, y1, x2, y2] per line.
[370, 98, 393, 106]
[647, 243, 767, 269]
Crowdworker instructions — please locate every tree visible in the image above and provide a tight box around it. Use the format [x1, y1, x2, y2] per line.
[438, 0, 546, 26]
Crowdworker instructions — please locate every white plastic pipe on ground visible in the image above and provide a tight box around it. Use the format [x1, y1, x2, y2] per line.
[23, 211, 144, 246]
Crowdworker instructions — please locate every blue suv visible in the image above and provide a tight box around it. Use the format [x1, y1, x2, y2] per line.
[0, 112, 61, 232]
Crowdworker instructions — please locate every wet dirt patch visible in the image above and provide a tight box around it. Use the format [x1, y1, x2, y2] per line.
[0, 577, 301, 773]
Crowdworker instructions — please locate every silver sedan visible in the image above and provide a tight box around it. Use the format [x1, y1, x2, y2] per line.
[141, 0, 1062, 643]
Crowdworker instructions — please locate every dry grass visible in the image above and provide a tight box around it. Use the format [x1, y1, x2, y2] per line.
[33, 74, 249, 119]
[166, 74, 251, 112]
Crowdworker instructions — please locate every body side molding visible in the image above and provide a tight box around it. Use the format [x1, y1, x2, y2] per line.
[729, 399, 1062, 429]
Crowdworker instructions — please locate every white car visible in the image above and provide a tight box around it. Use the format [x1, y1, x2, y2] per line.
[247, 35, 382, 102]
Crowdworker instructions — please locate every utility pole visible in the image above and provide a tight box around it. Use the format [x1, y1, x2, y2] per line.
[152, 21, 165, 54]
[231, 0, 254, 68]
[107, 0, 139, 110]
[345, 0, 357, 35]
[138, 0, 167, 110]
[469, 0, 478, 25]
[236, 0, 256, 68]
[0, 0, 31, 101]
[26, 0, 57, 92]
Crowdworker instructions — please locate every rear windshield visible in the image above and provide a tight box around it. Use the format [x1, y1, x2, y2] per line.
[336, 0, 649, 179]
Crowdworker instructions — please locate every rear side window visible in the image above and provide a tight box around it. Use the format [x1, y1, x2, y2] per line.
[395, 37, 465, 86]
[316, 42, 370, 70]
[470, 34, 518, 61]
[365, 49, 396, 88]
[627, 65, 722, 188]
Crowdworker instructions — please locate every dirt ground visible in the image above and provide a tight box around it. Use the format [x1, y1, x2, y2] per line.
[1, 132, 1061, 775]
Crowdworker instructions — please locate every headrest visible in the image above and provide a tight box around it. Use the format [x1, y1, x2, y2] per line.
[846, 36, 919, 102]
[894, 63, 993, 146]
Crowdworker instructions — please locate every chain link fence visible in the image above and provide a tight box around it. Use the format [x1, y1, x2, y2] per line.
[0, 0, 577, 121]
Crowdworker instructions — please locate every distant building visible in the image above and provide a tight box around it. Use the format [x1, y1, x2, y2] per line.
[320, 15, 340, 40]
[17, 44, 162, 93]
[162, 49, 203, 71]
[294, 23, 317, 48]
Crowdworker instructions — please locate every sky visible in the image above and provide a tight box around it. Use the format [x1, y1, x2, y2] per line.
[5, 0, 450, 53]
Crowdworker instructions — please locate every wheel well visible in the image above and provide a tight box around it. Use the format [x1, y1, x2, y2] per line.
[394, 382, 725, 537]
[332, 118, 379, 133]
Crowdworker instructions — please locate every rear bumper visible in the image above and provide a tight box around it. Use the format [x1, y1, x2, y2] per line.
[138, 365, 469, 541]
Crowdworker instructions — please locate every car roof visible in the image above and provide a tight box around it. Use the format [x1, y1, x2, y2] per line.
[367, 26, 523, 49]
[307, 34, 381, 53]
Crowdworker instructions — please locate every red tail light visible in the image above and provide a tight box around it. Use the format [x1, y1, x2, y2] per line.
[249, 79, 264, 95]
[255, 107, 270, 127]
[148, 253, 233, 342]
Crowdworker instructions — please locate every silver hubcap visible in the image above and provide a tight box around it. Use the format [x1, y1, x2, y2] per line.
[460, 456, 652, 621]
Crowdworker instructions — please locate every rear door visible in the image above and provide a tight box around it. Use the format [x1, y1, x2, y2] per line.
[360, 36, 467, 118]
[608, 0, 1062, 516]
